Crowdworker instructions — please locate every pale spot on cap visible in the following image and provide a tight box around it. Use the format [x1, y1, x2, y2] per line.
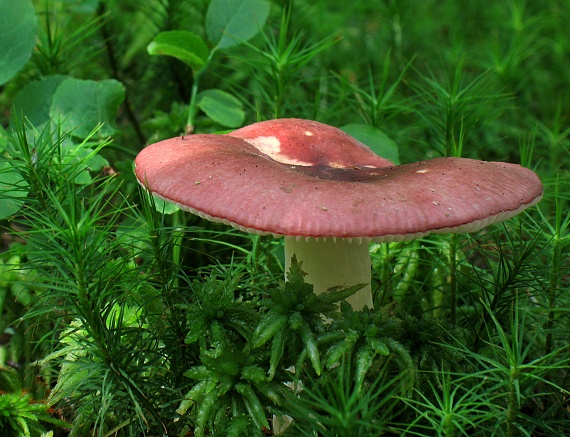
[243, 135, 313, 166]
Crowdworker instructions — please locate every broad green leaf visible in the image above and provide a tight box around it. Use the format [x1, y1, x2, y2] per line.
[60, 0, 99, 14]
[206, 0, 270, 49]
[61, 145, 109, 185]
[147, 30, 209, 73]
[153, 196, 180, 215]
[0, 161, 29, 219]
[72, 146, 109, 172]
[341, 124, 400, 165]
[49, 78, 125, 138]
[0, 124, 8, 152]
[197, 89, 245, 128]
[11, 75, 68, 128]
[0, 0, 38, 85]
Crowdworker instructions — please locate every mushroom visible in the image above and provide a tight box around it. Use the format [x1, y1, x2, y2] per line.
[134, 118, 543, 310]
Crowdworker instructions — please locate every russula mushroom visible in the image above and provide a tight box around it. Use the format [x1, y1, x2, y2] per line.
[134, 118, 543, 310]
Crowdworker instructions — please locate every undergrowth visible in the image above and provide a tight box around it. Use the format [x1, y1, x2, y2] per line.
[0, 0, 568, 436]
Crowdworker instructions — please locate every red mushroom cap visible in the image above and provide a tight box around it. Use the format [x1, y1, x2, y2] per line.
[228, 118, 394, 169]
[134, 119, 543, 242]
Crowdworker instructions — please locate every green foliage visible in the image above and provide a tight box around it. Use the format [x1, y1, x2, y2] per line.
[180, 341, 278, 437]
[339, 53, 413, 130]
[196, 88, 245, 128]
[147, 0, 269, 132]
[283, 358, 400, 437]
[399, 371, 492, 436]
[399, 297, 570, 436]
[147, 30, 209, 73]
[48, 78, 125, 137]
[0, 163, 29, 220]
[340, 124, 400, 164]
[10, 75, 67, 128]
[10, 75, 125, 141]
[0, 391, 69, 436]
[0, 0, 37, 85]
[409, 62, 510, 158]
[252, 258, 362, 377]
[243, 9, 339, 118]
[183, 270, 257, 345]
[205, 0, 270, 50]
[0, 0, 568, 436]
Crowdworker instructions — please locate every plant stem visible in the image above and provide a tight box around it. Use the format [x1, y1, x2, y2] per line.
[544, 232, 561, 356]
[186, 79, 200, 134]
[545, 178, 564, 356]
[448, 234, 458, 327]
[171, 209, 185, 292]
[506, 370, 519, 437]
[186, 49, 218, 133]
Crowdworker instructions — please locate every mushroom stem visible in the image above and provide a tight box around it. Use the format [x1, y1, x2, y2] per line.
[284, 237, 373, 310]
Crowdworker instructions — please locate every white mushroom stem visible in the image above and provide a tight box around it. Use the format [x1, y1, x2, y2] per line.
[284, 237, 373, 310]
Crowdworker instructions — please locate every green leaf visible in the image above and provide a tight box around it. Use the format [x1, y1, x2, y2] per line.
[268, 328, 285, 379]
[11, 75, 68, 128]
[288, 311, 303, 330]
[0, 0, 38, 85]
[147, 30, 209, 73]
[184, 366, 211, 381]
[300, 321, 321, 375]
[60, 144, 109, 185]
[0, 125, 8, 152]
[152, 196, 180, 215]
[202, 349, 241, 377]
[241, 365, 267, 384]
[235, 383, 269, 429]
[0, 367, 22, 393]
[283, 256, 314, 298]
[354, 344, 375, 391]
[325, 331, 359, 369]
[367, 337, 390, 356]
[60, 0, 99, 14]
[206, 0, 270, 49]
[251, 313, 287, 348]
[195, 391, 219, 437]
[341, 124, 400, 165]
[225, 415, 255, 437]
[197, 89, 245, 128]
[0, 161, 29, 220]
[49, 78, 125, 138]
